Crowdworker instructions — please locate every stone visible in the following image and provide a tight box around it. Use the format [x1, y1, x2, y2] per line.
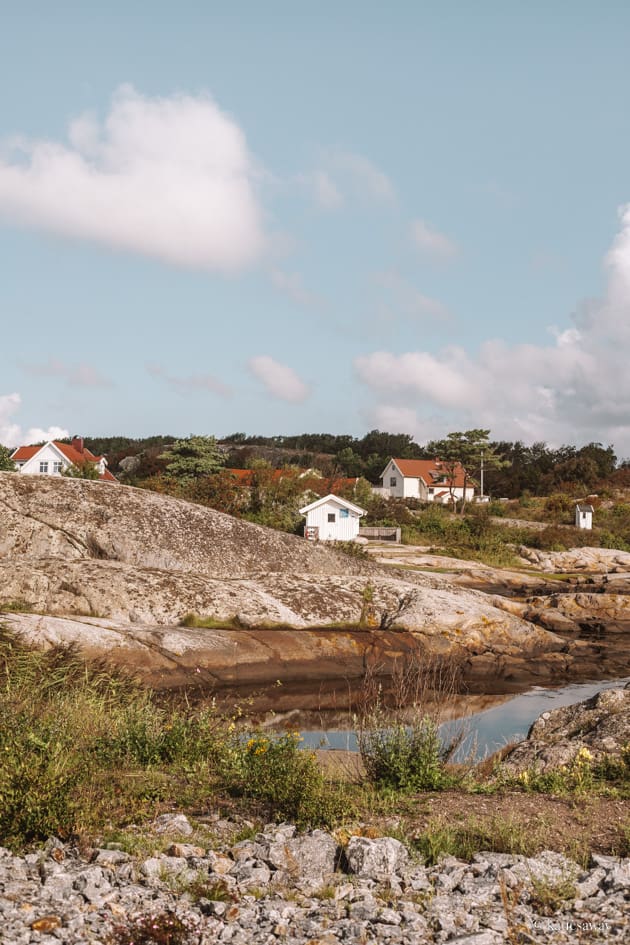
[263, 830, 338, 888]
[152, 813, 193, 836]
[30, 916, 62, 932]
[345, 836, 408, 881]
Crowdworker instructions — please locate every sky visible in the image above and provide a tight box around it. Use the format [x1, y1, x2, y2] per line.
[2, 1, 630, 454]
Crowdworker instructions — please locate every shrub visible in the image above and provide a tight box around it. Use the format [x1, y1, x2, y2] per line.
[225, 732, 348, 827]
[358, 714, 450, 792]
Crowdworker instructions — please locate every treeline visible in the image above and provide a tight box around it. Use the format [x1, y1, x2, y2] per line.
[84, 432, 621, 499]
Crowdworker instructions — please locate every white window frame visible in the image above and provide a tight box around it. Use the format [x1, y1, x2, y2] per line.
[53, 461, 63, 474]
[39, 461, 49, 474]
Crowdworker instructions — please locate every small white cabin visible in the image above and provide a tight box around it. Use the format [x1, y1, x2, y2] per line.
[575, 503, 594, 530]
[299, 494, 366, 542]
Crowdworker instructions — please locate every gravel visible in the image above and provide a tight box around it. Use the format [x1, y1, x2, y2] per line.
[1, 815, 627, 944]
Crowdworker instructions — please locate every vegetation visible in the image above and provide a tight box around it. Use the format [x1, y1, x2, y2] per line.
[108, 909, 197, 945]
[62, 459, 101, 479]
[160, 436, 225, 481]
[0, 445, 15, 471]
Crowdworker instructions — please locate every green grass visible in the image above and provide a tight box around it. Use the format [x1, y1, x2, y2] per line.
[0, 599, 34, 613]
[413, 814, 547, 865]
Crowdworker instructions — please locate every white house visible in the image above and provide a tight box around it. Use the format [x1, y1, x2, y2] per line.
[299, 494, 366, 541]
[10, 437, 117, 482]
[378, 458, 475, 504]
[575, 503, 594, 530]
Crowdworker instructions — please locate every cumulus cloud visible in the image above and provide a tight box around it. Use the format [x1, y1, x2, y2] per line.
[248, 356, 310, 403]
[410, 219, 457, 259]
[22, 358, 113, 388]
[0, 393, 68, 448]
[356, 203, 630, 454]
[0, 85, 265, 271]
[147, 364, 231, 397]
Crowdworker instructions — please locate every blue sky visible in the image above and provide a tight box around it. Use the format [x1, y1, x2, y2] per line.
[2, 1, 630, 453]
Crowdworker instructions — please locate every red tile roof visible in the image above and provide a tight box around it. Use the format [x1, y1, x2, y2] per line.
[390, 458, 469, 489]
[11, 441, 117, 482]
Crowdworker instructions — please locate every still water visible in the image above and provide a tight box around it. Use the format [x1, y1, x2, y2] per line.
[295, 676, 630, 759]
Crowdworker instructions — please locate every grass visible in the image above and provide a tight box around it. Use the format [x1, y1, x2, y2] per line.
[413, 814, 546, 865]
[0, 599, 33, 613]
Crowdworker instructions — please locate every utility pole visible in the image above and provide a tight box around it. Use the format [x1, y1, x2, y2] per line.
[480, 450, 484, 498]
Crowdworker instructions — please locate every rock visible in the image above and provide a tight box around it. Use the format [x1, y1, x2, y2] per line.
[0, 473, 571, 705]
[262, 829, 338, 889]
[345, 836, 408, 881]
[503, 686, 630, 772]
[152, 813, 193, 836]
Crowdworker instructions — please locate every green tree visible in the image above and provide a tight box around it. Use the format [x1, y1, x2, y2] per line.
[159, 436, 225, 481]
[62, 460, 100, 480]
[0, 445, 15, 471]
[428, 430, 506, 512]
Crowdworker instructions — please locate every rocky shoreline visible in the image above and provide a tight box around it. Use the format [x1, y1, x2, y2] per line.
[2, 818, 627, 945]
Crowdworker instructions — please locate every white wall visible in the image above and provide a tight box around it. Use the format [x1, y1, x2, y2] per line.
[304, 498, 362, 541]
[17, 444, 70, 476]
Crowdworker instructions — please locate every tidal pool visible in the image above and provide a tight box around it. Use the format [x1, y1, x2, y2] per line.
[288, 676, 630, 759]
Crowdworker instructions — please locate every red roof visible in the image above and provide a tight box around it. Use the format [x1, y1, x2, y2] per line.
[225, 469, 360, 497]
[390, 458, 468, 489]
[11, 441, 117, 483]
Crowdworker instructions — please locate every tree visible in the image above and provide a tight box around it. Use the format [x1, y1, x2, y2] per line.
[62, 460, 100, 480]
[159, 436, 225, 481]
[0, 445, 15, 471]
[428, 430, 506, 513]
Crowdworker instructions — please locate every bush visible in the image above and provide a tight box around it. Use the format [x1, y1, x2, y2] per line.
[225, 732, 348, 827]
[359, 715, 448, 792]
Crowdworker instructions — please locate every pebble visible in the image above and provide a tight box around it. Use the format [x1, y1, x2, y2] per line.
[0, 824, 627, 944]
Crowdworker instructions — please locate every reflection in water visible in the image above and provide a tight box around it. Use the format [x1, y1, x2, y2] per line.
[271, 677, 629, 759]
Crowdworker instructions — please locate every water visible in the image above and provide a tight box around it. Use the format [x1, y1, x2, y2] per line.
[295, 676, 630, 759]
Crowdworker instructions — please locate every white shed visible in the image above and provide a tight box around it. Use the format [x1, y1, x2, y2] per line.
[575, 503, 594, 530]
[299, 494, 366, 542]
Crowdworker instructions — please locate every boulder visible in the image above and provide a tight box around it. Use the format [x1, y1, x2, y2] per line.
[502, 685, 630, 772]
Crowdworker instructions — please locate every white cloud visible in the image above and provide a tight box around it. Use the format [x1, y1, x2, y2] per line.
[355, 203, 630, 454]
[312, 171, 343, 210]
[410, 219, 457, 259]
[147, 364, 231, 397]
[333, 152, 396, 203]
[22, 358, 113, 388]
[0, 392, 68, 448]
[0, 85, 265, 271]
[375, 270, 451, 321]
[248, 356, 310, 403]
[269, 268, 318, 306]
[304, 151, 395, 210]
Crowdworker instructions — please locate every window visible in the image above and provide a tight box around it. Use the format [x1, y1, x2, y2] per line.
[39, 462, 49, 474]
[53, 462, 63, 474]
[339, 508, 349, 519]
[428, 488, 434, 494]
[327, 513, 336, 523]
[390, 477, 397, 486]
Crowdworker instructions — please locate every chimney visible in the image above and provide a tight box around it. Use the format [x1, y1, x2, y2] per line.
[71, 436, 84, 454]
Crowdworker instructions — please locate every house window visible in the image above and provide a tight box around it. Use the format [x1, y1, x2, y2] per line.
[339, 508, 349, 519]
[327, 513, 336, 523]
[428, 487, 434, 494]
[390, 477, 397, 486]
[39, 462, 49, 474]
[53, 462, 63, 474]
